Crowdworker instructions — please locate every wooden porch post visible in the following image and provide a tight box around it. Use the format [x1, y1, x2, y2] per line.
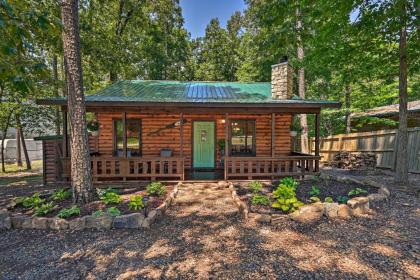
[271, 113, 276, 157]
[62, 108, 68, 158]
[315, 112, 320, 171]
[122, 112, 127, 181]
[179, 112, 184, 180]
[224, 113, 229, 180]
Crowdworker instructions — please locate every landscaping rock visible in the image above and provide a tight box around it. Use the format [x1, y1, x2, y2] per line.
[347, 197, 370, 215]
[289, 204, 324, 224]
[217, 181, 229, 188]
[271, 214, 289, 225]
[32, 217, 51, 229]
[248, 213, 271, 223]
[0, 209, 11, 230]
[11, 215, 31, 229]
[69, 217, 85, 230]
[337, 204, 352, 219]
[323, 202, 339, 218]
[367, 193, 386, 202]
[113, 213, 144, 229]
[378, 187, 390, 198]
[142, 210, 159, 229]
[50, 218, 69, 230]
[85, 215, 113, 230]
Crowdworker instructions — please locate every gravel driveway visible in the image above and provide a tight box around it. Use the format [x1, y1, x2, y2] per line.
[1, 182, 419, 279]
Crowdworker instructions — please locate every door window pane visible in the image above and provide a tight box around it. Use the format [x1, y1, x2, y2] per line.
[230, 120, 255, 156]
[113, 119, 142, 157]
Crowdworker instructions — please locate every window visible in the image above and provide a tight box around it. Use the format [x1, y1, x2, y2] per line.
[113, 119, 141, 157]
[230, 120, 256, 156]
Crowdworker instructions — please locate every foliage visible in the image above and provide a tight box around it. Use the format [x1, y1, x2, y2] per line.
[251, 194, 270, 206]
[98, 187, 119, 196]
[309, 186, 320, 197]
[249, 181, 263, 194]
[51, 188, 72, 201]
[92, 210, 104, 217]
[87, 121, 99, 132]
[310, 196, 320, 203]
[146, 182, 166, 197]
[106, 207, 121, 217]
[33, 202, 55, 216]
[348, 188, 368, 197]
[324, 197, 334, 203]
[128, 195, 145, 210]
[57, 206, 80, 219]
[272, 184, 304, 213]
[279, 177, 299, 190]
[337, 195, 349, 204]
[100, 192, 122, 205]
[15, 193, 45, 208]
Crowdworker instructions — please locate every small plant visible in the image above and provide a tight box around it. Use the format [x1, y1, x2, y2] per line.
[309, 196, 320, 203]
[309, 186, 320, 197]
[251, 194, 270, 206]
[337, 195, 349, 204]
[100, 192, 122, 205]
[128, 195, 144, 210]
[51, 188, 72, 201]
[33, 202, 56, 216]
[106, 207, 121, 217]
[57, 206, 81, 219]
[249, 181, 263, 194]
[15, 193, 45, 209]
[98, 187, 119, 196]
[324, 196, 334, 203]
[348, 188, 368, 197]
[87, 120, 99, 132]
[272, 184, 304, 213]
[279, 177, 299, 190]
[146, 182, 166, 197]
[92, 210, 104, 217]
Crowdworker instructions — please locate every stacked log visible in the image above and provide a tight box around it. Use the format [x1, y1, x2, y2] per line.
[326, 152, 376, 169]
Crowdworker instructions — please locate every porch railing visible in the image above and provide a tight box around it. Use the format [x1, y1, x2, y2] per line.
[225, 153, 320, 180]
[62, 156, 185, 182]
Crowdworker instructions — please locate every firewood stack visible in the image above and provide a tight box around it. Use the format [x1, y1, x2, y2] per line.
[326, 152, 377, 169]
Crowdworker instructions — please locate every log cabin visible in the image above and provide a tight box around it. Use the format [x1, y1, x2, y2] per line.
[36, 61, 340, 185]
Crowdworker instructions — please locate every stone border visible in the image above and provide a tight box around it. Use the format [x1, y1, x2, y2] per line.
[229, 175, 391, 225]
[0, 182, 181, 231]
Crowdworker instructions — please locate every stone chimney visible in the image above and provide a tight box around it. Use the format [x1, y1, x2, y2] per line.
[271, 58, 293, 99]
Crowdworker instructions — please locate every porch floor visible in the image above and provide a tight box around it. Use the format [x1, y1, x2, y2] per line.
[185, 169, 224, 181]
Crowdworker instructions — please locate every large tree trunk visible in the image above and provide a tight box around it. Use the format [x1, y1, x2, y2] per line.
[18, 127, 31, 170]
[52, 55, 61, 135]
[344, 85, 352, 134]
[1, 110, 13, 173]
[16, 128, 22, 167]
[394, 22, 409, 186]
[296, 7, 309, 153]
[61, 0, 95, 203]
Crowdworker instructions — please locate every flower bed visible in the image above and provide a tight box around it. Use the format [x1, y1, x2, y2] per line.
[0, 182, 180, 231]
[230, 175, 390, 224]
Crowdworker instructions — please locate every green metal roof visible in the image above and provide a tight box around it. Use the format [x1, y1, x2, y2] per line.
[37, 80, 340, 107]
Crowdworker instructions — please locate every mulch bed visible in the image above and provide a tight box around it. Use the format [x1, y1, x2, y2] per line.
[236, 178, 377, 215]
[6, 185, 174, 220]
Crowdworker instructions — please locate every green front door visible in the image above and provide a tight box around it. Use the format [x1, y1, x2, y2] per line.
[193, 121, 215, 168]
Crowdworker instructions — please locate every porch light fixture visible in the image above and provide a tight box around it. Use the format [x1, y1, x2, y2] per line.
[221, 119, 226, 124]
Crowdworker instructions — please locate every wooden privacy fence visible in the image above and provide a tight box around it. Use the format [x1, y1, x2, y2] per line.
[311, 128, 420, 173]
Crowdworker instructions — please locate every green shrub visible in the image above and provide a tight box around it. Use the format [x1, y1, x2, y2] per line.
[310, 196, 320, 203]
[15, 193, 45, 209]
[348, 188, 368, 197]
[51, 188, 72, 201]
[146, 182, 166, 197]
[34, 202, 56, 216]
[251, 194, 270, 206]
[92, 210, 104, 217]
[128, 195, 144, 210]
[249, 181, 263, 194]
[279, 177, 299, 190]
[324, 196, 334, 203]
[57, 206, 81, 219]
[337, 195, 349, 204]
[272, 184, 304, 213]
[100, 192, 122, 205]
[309, 186, 320, 197]
[98, 187, 119, 197]
[106, 207, 121, 217]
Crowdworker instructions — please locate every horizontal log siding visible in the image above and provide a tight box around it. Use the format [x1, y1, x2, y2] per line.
[96, 113, 292, 169]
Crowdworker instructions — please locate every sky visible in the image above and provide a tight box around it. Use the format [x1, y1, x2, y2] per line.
[180, 0, 247, 38]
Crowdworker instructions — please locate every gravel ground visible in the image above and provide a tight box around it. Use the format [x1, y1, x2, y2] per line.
[1, 180, 420, 279]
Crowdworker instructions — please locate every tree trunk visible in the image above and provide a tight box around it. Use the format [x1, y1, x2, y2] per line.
[394, 22, 409, 186]
[1, 110, 13, 173]
[52, 55, 61, 135]
[16, 128, 22, 167]
[296, 7, 309, 153]
[61, 0, 95, 203]
[18, 127, 31, 170]
[344, 85, 352, 134]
